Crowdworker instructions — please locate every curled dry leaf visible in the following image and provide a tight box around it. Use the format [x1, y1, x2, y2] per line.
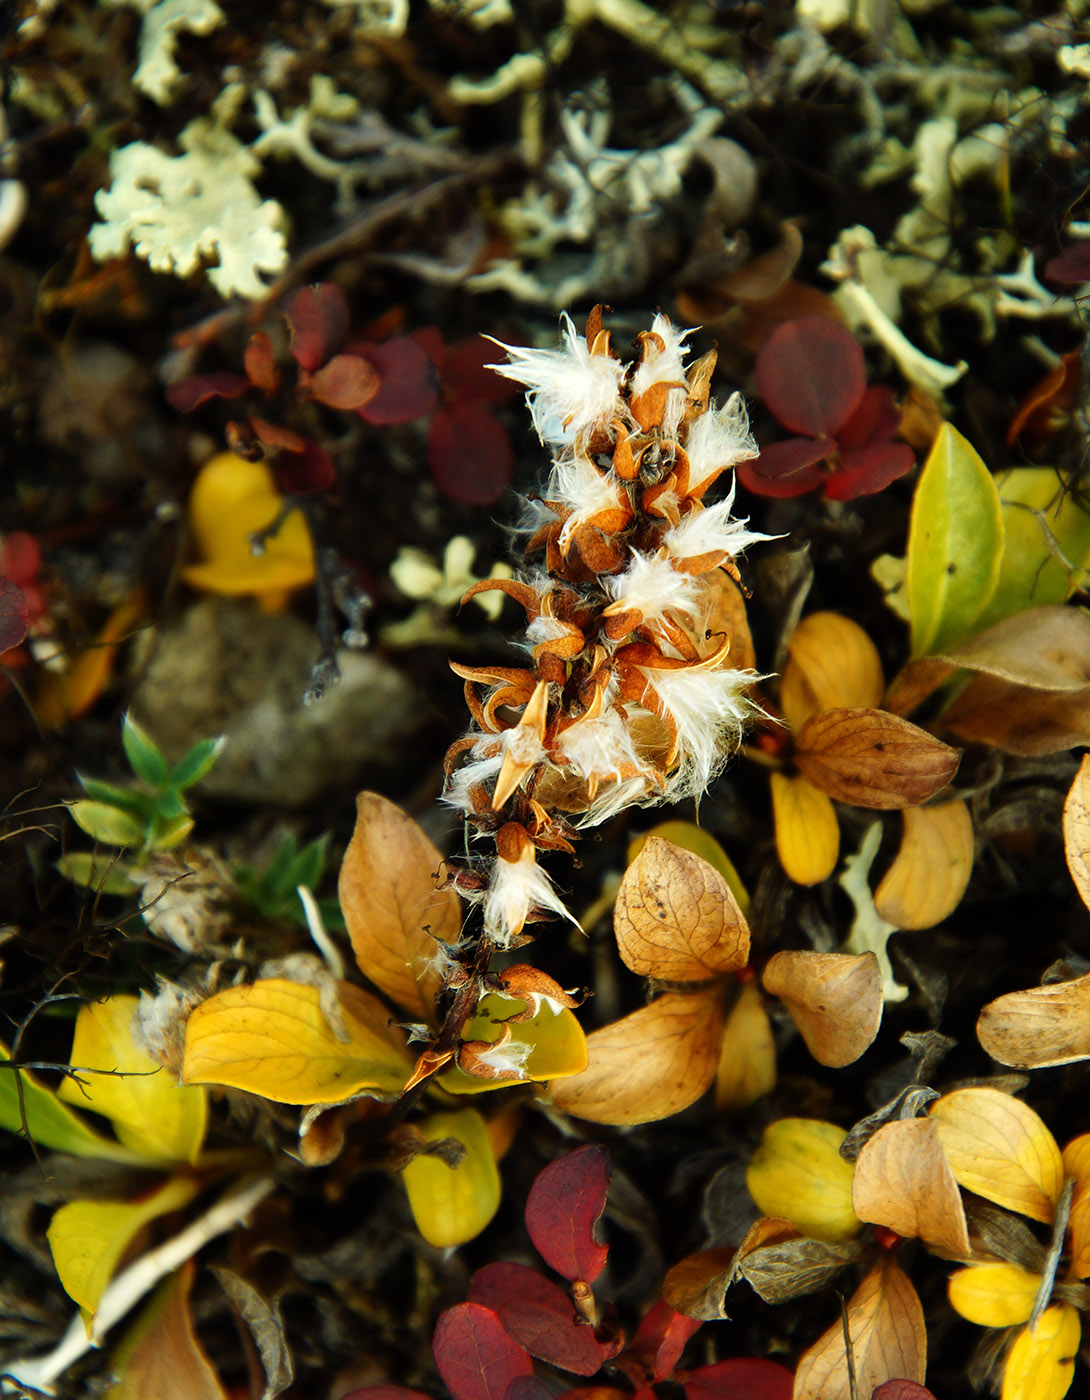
[780, 611, 885, 730]
[928, 1087, 1063, 1224]
[938, 672, 1090, 757]
[338, 791, 462, 1023]
[732, 1218, 867, 1305]
[793, 708, 960, 809]
[547, 989, 724, 1126]
[850, 1117, 970, 1256]
[761, 951, 883, 1067]
[1064, 755, 1090, 912]
[662, 1247, 736, 1321]
[937, 605, 1090, 691]
[714, 979, 776, 1111]
[613, 838, 750, 981]
[874, 800, 974, 930]
[976, 973, 1090, 1069]
[792, 1257, 927, 1400]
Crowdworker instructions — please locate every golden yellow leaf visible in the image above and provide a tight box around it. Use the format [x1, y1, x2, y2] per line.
[105, 1261, 226, 1400]
[181, 978, 410, 1105]
[714, 980, 776, 1111]
[1063, 755, 1090, 913]
[338, 791, 462, 1023]
[401, 1109, 500, 1248]
[745, 1118, 861, 1242]
[1001, 1305, 1080, 1400]
[57, 996, 207, 1165]
[439, 992, 587, 1094]
[851, 1118, 970, 1256]
[628, 821, 750, 916]
[780, 612, 885, 730]
[1068, 1193, 1090, 1280]
[771, 771, 839, 886]
[48, 1175, 200, 1316]
[793, 1257, 926, 1400]
[762, 950, 882, 1068]
[929, 1087, 1063, 1223]
[36, 592, 146, 731]
[948, 1262, 1041, 1328]
[547, 989, 724, 1126]
[977, 974, 1090, 1070]
[613, 838, 749, 981]
[793, 707, 961, 809]
[874, 800, 974, 929]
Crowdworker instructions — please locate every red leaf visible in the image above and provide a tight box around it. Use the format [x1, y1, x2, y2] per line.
[0, 577, 29, 653]
[749, 436, 835, 480]
[302, 354, 381, 411]
[282, 284, 349, 372]
[1, 532, 40, 587]
[250, 417, 309, 453]
[1045, 245, 1090, 285]
[274, 442, 336, 495]
[525, 1146, 611, 1285]
[837, 385, 900, 450]
[468, 1263, 608, 1377]
[433, 1303, 534, 1400]
[428, 403, 514, 505]
[627, 1301, 701, 1383]
[354, 338, 439, 423]
[244, 331, 280, 394]
[339, 1390, 433, 1400]
[684, 1359, 794, 1400]
[165, 372, 249, 412]
[412, 325, 447, 369]
[871, 1385, 937, 1400]
[755, 317, 866, 436]
[506, 1381, 552, 1400]
[444, 336, 522, 405]
[825, 442, 915, 501]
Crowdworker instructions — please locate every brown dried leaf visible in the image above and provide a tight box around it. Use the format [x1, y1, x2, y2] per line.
[614, 838, 750, 981]
[938, 605, 1090, 690]
[1063, 755, 1090, 911]
[792, 1257, 926, 1400]
[338, 792, 462, 1023]
[874, 800, 974, 930]
[780, 612, 885, 730]
[976, 973, 1090, 1069]
[662, 1247, 736, 1320]
[794, 708, 960, 809]
[547, 989, 724, 1126]
[108, 1260, 226, 1400]
[850, 1118, 970, 1256]
[761, 951, 883, 1067]
[883, 658, 956, 719]
[928, 1087, 1063, 1223]
[938, 673, 1090, 755]
[736, 1228, 867, 1305]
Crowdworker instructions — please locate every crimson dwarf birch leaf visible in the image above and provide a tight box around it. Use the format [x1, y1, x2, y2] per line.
[433, 1303, 534, 1400]
[628, 1299, 701, 1382]
[429, 401, 514, 506]
[0, 577, 29, 653]
[355, 338, 439, 423]
[871, 1385, 938, 1400]
[165, 372, 249, 412]
[684, 1358, 794, 1400]
[755, 317, 866, 437]
[468, 1262, 608, 1376]
[525, 1145, 610, 1284]
[340, 1390, 432, 1400]
[282, 283, 349, 372]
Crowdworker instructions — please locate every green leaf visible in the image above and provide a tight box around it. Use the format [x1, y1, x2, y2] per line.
[151, 812, 194, 850]
[401, 1109, 500, 1247]
[906, 423, 1004, 657]
[77, 776, 148, 814]
[68, 801, 146, 849]
[974, 466, 1090, 633]
[0, 1048, 147, 1163]
[121, 713, 169, 788]
[56, 852, 139, 896]
[438, 993, 588, 1096]
[170, 736, 224, 790]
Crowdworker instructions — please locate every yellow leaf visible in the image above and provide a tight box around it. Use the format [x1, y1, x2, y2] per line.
[770, 771, 839, 886]
[1002, 1306, 1080, 1400]
[401, 1109, 500, 1248]
[613, 838, 750, 981]
[338, 791, 462, 1023]
[1064, 755, 1090, 914]
[714, 980, 775, 1112]
[36, 592, 146, 732]
[780, 612, 885, 730]
[439, 992, 587, 1095]
[181, 454, 315, 601]
[57, 996, 207, 1165]
[547, 989, 724, 1126]
[745, 1118, 861, 1242]
[628, 821, 750, 917]
[948, 1262, 1041, 1328]
[105, 1261, 226, 1400]
[874, 800, 974, 929]
[181, 978, 410, 1105]
[48, 1174, 200, 1316]
[929, 1087, 1063, 1223]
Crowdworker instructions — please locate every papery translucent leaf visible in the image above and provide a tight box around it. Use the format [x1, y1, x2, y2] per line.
[761, 951, 882, 1068]
[793, 708, 960, 809]
[181, 978, 410, 1105]
[628, 821, 749, 916]
[976, 973, 1090, 1070]
[403, 1109, 500, 1248]
[938, 606, 1090, 692]
[433, 1303, 534, 1400]
[1065, 754, 1090, 911]
[745, 1118, 861, 1242]
[1001, 1306, 1079, 1400]
[874, 800, 974, 930]
[948, 1262, 1039, 1328]
[58, 995, 206, 1164]
[755, 317, 866, 437]
[524, 1144, 610, 1284]
[662, 1247, 735, 1322]
[104, 1260, 227, 1400]
[937, 671, 1090, 756]
[851, 1117, 970, 1255]
[905, 423, 1004, 657]
[468, 1262, 607, 1374]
